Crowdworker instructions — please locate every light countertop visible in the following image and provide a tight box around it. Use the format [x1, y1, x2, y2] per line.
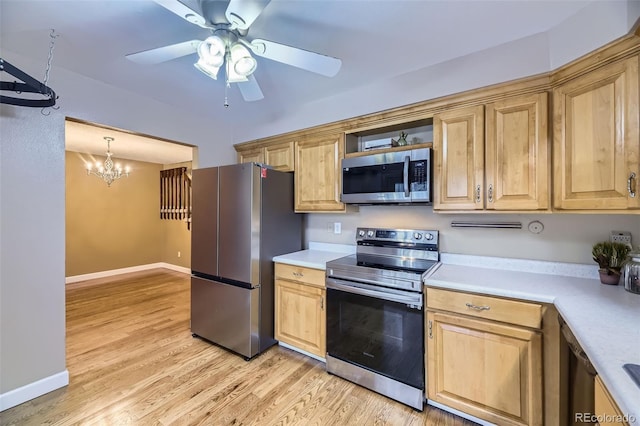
[426, 258, 640, 424]
[272, 242, 355, 270]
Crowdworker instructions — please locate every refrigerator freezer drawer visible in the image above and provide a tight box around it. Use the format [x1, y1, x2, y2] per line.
[191, 276, 260, 359]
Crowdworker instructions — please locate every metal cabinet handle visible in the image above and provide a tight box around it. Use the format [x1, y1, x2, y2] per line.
[320, 297, 324, 310]
[629, 172, 637, 198]
[465, 303, 490, 311]
[428, 320, 433, 339]
[488, 184, 493, 203]
[292, 272, 304, 278]
[475, 185, 481, 203]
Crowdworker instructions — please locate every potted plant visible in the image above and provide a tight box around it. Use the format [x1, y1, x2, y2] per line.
[592, 241, 631, 285]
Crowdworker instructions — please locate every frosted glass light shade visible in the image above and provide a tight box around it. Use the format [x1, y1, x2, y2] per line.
[230, 43, 257, 76]
[194, 58, 220, 80]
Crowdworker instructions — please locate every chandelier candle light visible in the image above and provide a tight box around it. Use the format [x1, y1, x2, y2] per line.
[86, 136, 130, 187]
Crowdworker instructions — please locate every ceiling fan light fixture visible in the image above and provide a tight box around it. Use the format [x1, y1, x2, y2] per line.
[207, 36, 226, 57]
[194, 58, 220, 80]
[226, 65, 249, 83]
[198, 36, 225, 64]
[230, 43, 257, 76]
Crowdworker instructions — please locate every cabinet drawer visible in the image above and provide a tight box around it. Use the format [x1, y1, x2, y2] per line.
[426, 288, 542, 329]
[275, 263, 325, 288]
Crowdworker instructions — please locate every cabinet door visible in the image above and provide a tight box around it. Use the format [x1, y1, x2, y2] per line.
[265, 141, 295, 172]
[433, 105, 485, 210]
[295, 134, 345, 212]
[426, 311, 543, 426]
[553, 56, 640, 210]
[594, 375, 628, 426]
[275, 279, 326, 357]
[486, 93, 549, 210]
[237, 147, 264, 164]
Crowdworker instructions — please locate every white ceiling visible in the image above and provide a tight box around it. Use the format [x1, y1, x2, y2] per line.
[1, 0, 595, 162]
[65, 119, 194, 164]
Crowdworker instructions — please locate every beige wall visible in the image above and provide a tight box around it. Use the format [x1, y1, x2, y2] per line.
[306, 207, 640, 265]
[162, 220, 191, 268]
[66, 151, 165, 276]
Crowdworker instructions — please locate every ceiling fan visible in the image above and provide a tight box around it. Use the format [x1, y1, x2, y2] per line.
[126, 0, 342, 104]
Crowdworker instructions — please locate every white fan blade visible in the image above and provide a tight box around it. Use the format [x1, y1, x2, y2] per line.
[126, 40, 200, 65]
[153, 0, 209, 28]
[247, 38, 341, 77]
[225, 0, 270, 30]
[237, 75, 264, 102]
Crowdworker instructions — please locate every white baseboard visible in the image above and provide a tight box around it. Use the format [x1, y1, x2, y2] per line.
[160, 263, 190, 274]
[66, 262, 190, 284]
[0, 370, 69, 412]
[427, 400, 495, 426]
[278, 342, 326, 363]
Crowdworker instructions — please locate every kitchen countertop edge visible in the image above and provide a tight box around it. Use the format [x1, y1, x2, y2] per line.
[273, 245, 354, 270]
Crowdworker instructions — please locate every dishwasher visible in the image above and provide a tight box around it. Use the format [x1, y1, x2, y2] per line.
[559, 315, 597, 425]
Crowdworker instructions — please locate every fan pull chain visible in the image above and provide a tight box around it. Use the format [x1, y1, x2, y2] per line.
[223, 46, 231, 108]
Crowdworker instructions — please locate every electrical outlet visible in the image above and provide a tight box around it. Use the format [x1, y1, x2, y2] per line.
[334, 222, 342, 234]
[610, 231, 632, 247]
[177, 251, 181, 258]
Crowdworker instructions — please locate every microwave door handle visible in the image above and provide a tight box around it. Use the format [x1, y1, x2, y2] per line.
[403, 155, 410, 197]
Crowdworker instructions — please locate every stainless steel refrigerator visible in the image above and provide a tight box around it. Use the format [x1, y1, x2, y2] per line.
[190, 163, 302, 359]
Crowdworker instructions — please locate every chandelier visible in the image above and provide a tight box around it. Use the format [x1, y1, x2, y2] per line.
[86, 137, 130, 187]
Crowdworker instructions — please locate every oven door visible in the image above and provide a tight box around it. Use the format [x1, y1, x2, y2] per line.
[326, 277, 424, 390]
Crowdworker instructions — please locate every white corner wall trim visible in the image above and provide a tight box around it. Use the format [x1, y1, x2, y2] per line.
[65, 262, 190, 284]
[160, 263, 191, 274]
[0, 370, 69, 412]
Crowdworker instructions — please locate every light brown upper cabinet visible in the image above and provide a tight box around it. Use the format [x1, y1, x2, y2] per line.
[237, 146, 264, 165]
[237, 141, 295, 172]
[485, 93, 549, 210]
[553, 55, 640, 210]
[434, 93, 549, 211]
[433, 105, 485, 210]
[294, 133, 345, 212]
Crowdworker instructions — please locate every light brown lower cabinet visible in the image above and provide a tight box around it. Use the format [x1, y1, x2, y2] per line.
[274, 263, 326, 358]
[594, 375, 629, 426]
[426, 310, 543, 426]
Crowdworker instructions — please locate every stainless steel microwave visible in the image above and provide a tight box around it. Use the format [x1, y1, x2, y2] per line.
[341, 148, 431, 204]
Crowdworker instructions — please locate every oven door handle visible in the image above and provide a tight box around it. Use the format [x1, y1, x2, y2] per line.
[326, 277, 423, 307]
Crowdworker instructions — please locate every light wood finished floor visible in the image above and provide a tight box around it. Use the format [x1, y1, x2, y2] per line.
[1, 269, 477, 426]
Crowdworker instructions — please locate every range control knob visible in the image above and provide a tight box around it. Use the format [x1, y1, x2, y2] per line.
[413, 232, 422, 240]
[367, 230, 375, 238]
[425, 233, 434, 240]
[358, 229, 366, 237]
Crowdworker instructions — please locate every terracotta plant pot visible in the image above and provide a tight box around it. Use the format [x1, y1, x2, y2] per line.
[598, 269, 621, 285]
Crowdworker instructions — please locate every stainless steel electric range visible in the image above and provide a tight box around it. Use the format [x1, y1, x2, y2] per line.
[325, 227, 440, 411]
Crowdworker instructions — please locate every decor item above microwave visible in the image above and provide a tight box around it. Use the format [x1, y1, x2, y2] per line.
[341, 148, 431, 205]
